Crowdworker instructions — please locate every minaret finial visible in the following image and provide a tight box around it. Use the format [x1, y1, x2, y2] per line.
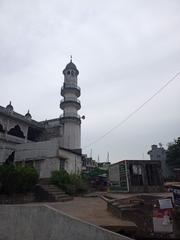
[70, 55, 72, 62]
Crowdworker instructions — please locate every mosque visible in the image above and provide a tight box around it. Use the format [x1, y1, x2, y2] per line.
[0, 59, 83, 178]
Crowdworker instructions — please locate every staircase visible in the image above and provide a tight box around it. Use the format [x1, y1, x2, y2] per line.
[34, 179, 73, 202]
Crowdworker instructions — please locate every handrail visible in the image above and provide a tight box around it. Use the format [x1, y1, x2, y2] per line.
[60, 97, 80, 104]
[60, 113, 81, 119]
[61, 84, 80, 91]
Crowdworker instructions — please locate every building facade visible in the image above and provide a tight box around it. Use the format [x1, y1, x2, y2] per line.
[0, 60, 82, 178]
[147, 144, 172, 179]
[109, 160, 164, 193]
[82, 155, 98, 172]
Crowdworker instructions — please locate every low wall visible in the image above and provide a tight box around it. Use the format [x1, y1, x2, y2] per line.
[0, 204, 132, 240]
[0, 193, 34, 204]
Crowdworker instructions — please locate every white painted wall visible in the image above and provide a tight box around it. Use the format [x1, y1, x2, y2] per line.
[39, 158, 60, 178]
[0, 142, 15, 164]
[63, 122, 80, 149]
[59, 148, 82, 174]
[15, 138, 59, 161]
[14, 138, 82, 178]
[109, 163, 120, 185]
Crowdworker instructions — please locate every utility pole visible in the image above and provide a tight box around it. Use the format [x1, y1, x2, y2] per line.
[90, 149, 92, 158]
[106, 152, 110, 162]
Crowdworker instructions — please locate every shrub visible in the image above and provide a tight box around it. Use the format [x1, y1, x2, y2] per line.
[51, 170, 70, 190]
[50, 170, 88, 195]
[16, 166, 39, 193]
[69, 173, 88, 194]
[0, 165, 18, 195]
[0, 164, 39, 195]
[65, 184, 76, 195]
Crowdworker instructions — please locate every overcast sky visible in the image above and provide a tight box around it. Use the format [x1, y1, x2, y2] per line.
[0, 0, 180, 163]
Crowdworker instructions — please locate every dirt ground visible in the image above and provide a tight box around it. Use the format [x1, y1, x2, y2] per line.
[48, 196, 136, 231]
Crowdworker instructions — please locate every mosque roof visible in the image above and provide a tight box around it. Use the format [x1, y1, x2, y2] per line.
[0, 105, 43, 129]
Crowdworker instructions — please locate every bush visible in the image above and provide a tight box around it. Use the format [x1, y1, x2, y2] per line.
[69, 173, 88, 194]
[0, 164, 39, 195]
[65, 184, 76, 195]
[0, 165, 18, 195]
[50, 170, 88, 195]
[51, 170, 70, 190]
[16, 166, 39, 193]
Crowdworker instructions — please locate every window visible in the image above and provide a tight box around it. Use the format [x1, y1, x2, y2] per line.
[129, 164, 143, 186]
[15, 161, 23, 167]
[0, 124, 5, 133]
[8, 125, 25, 139]
[27, 127, 41, 141]
[146, 164, 161, 185]
[25, 161, 34, 167]
[60, 158, 65, 170]
[34, 161, 41, 175]
[132, 165, 142, 175]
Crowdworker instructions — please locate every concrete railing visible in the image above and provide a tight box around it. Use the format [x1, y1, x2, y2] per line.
[0, 204, 133, 240]
[60, 97, 81, 104]
[60, 113, 81, 119]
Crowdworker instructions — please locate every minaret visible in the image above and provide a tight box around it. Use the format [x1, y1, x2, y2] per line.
[60, 58, 81, 152]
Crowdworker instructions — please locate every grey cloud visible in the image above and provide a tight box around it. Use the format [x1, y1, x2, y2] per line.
[0, 0, 180, 162]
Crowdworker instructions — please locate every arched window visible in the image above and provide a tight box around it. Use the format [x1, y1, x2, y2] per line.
[27, 127, 41, 141]
[8, 125, 25, 139]
[67, 71, 70, 75]
[0, 123, 5, 133]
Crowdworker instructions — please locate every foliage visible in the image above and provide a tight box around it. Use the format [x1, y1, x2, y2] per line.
[86, 167, 107, 177]
[0, 164, 39, 195]
[51, 170, 88, 195]
[69, 173, 88, 194]
[166, 137, 180, 170]
[82, 168, 108, 190]
[51, 170, 70, 189]
[0, 165, 18, 195]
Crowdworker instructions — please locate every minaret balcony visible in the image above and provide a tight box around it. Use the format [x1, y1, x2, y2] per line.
[60, 97, 81, 110]
[61, 84, 81, 97]
[60, 113, 81, 124]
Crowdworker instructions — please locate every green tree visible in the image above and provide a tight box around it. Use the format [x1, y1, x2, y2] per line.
[166, 137, 180, 171]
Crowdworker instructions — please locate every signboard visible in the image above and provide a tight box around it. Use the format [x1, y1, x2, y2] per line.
[172, 186, 180, 207]
[159, 199, 173, 209]
[153, 198, 173, 233]
[153, 208, 173, 233]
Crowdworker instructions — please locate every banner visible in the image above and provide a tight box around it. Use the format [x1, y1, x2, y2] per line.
[153, 198, 173, 233]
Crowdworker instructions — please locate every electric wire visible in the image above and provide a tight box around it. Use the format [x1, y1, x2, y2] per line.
[83, 71, 180, 149]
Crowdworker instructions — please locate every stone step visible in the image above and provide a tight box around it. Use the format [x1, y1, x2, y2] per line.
[44, 189, 65, 194]
[54, 194, 69, 198]
[41, 184, 59, 188]
[42, 186, 63, 190]
[35, 183, 73, 202]
[42, 187, 64, 191]
[49, 192, 67, 196]
[38, 178, 51, 185]
[41, 186, 64, 192]
[55, 196, 73, 202]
